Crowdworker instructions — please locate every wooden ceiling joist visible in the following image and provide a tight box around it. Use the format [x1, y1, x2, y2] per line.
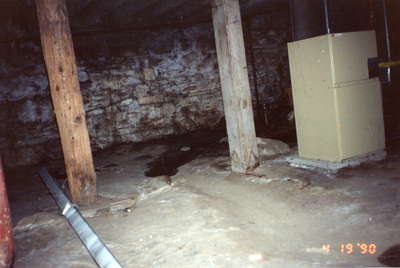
[160, 0, 211, 25]
[72, 0, 128, 26]
[105, 0, 161, 26]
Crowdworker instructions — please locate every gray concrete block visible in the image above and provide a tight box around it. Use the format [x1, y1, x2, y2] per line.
[286, 150, 387, 172]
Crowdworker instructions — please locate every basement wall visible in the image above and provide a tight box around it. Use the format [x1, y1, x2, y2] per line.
[0, 9, 290, 168]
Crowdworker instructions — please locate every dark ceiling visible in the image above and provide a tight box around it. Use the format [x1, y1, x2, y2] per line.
[67, 0, 285, 28]
[0, 0, 287, 42]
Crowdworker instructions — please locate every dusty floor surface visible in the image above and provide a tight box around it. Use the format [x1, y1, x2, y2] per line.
[5, 134, 400, 268]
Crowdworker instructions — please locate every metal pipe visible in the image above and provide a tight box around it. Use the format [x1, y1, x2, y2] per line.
[289, 0, 296, 41]
[323, 0, 331, 34]
[291, 0, 326, 41]
[382, 0, 392, 83]
[0, 156, 13, 268]
[379, 60, 400, 68]
[38, 168, 122, 268]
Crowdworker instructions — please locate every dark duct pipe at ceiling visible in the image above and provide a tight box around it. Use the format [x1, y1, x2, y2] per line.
[290, 0, 326, 41]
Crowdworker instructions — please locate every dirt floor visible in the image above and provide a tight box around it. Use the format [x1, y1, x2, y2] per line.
[5, 132, 400, 267]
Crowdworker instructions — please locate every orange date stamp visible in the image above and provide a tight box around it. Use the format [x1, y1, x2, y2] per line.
[321, 243, 377, 255]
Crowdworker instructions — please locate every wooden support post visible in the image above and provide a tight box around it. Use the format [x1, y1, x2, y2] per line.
[35, 0, 97, 205]
[211, 0, 259, 172]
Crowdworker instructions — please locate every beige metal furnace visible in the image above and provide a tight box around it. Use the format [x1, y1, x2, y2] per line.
[288, 30, 385, 162]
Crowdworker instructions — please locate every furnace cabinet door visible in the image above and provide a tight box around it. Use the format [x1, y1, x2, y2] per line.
[288, 36, 341, 161]
[329, 31, 378, 86]
[334, 79, 385, 160]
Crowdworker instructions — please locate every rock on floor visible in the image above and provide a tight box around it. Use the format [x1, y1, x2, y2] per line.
[257, 137, 290, 156]
[219, 136, 290, 157]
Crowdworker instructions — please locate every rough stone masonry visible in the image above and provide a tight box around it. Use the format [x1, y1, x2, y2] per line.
[0, 9, 291, 168]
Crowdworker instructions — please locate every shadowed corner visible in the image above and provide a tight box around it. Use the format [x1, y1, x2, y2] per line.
[378, 244, 400, 267]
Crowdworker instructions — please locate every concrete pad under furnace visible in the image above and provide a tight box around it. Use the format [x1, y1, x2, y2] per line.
[286, 150, 387, 172]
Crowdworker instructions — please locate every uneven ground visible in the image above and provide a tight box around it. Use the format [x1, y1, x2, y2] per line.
[5, 133, 400, 268]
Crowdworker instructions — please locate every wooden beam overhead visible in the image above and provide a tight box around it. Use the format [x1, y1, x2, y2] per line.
[35, 0, 97, 205]
[211, 0, 259, 173]
[72, 0, 128, 27]
[105, 0, 160, 26]
[66, 0, 93, 19]
[161, 0, 211, 24]
[144, 0, 191, 18]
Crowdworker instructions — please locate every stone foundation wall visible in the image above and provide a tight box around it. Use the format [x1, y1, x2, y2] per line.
[0, 9, 290, 168]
